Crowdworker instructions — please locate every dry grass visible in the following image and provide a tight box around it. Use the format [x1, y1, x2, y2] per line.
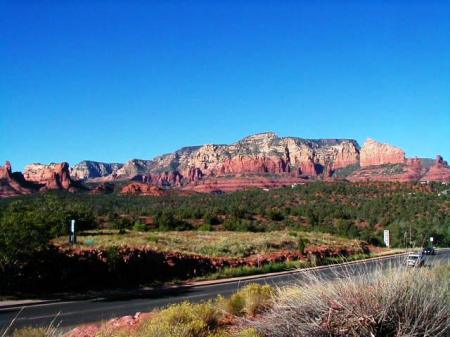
[218, 284, 274, 317]
[53, 230, 362, 258]
[251, 264, 450, 337]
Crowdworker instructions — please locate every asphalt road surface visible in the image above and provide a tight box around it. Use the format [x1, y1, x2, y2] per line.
[1, 250, 448, 332]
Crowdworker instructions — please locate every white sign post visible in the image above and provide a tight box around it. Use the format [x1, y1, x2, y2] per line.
[430, 237, 434, 244]
[69, 219, 76, 244]
[383, 230, 390, 248]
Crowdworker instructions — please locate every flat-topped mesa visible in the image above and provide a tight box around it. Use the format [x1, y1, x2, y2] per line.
[360, 138, 405, 167]
[151, 133, 359, 183]
[23, 162, 76, 191]
[92, 133, 360, 189]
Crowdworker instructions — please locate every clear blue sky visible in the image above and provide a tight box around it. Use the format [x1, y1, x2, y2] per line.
[1, 1, 449, 170]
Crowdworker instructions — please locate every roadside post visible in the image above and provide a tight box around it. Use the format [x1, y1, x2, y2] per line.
[430, 237, 434, 245]
[383, 229, 390, 248]
[69, 219, 77, 244]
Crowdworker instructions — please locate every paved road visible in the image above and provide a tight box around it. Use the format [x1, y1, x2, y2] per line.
[1, 250, 448, 332]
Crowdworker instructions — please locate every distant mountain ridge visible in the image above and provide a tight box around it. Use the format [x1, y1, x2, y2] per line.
[1, 132, 449, 197]
[71, 132, 361, 181]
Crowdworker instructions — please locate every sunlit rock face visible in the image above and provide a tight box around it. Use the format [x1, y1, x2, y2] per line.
[23, 162, 77, 191]
[360, 138, 405, 167]
[106, 132, 359, 185]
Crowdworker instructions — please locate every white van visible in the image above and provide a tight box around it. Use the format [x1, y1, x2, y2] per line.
[405, 253, 425, 267]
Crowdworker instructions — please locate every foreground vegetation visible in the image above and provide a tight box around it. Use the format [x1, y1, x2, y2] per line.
[9, 264, 449, 337]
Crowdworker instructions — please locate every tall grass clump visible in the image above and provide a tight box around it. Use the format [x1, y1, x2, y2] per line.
[97, 301, 220, 337]
[219, 284, 274, 317]
[252, 264, 449, 337]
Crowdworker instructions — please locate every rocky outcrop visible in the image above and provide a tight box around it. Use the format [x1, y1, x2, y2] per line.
[182, 175, 308, 193]
[360, 138, 405, 167]
[421, 155, 450, 182]
[121, 183, 166, 196]
[23, 162, 78, 191]
[0, 161, 34, 197]
[70, 161, 123, 180]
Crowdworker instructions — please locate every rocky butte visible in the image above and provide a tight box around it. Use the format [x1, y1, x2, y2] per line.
[1, 132, 449, 197]
[359, 138, 405, 167]
[23, 162, 78, 191]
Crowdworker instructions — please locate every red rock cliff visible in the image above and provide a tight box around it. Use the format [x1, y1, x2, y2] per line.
[23, 162, 77, 191]
[360, 138, 405, 167]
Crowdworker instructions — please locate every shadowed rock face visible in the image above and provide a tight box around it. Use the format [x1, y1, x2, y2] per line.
[0, 161, 34, 197]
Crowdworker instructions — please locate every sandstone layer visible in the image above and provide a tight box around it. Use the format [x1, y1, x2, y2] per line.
[360, 138, 405, 167]
[24, 162, 78, 191]
[104, 133, 361, 188]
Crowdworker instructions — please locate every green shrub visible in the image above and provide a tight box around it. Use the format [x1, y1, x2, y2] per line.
[297, 237, 309, 254]
[133, 222, 148, 232]
[220, 292, 245, 316]
[136, 301, 220, 337]
[148, 235, 159, 242]
[0, 201, 52, 265]
[268, 210, 284, 221]
[198, 223, 212, 231]
[203, 212, 221, 225]
[155, 211, 193, 231]
[219, 284, 274, 317]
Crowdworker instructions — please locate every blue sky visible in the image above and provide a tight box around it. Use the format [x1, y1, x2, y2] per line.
[1, 1, 449, 170]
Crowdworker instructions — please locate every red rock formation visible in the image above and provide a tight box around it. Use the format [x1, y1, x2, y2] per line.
[121, 183, 166, 196]
[300, 157, 318, 176]
[421, 155, 450, 182]
[182, 175, 308, 193]
[0, 161, 34, 197]
[360, 138, 405, 167]
[23, 162, 78, 191]
[0, 161, 12, 180]
[325, 163, 334, 178]
[347, 158, 423, 183]
[187, 167, 203, 181]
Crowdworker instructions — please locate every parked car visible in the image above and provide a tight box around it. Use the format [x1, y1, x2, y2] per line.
[405, 253, 425, 267]
[422, 247, 435, 255]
